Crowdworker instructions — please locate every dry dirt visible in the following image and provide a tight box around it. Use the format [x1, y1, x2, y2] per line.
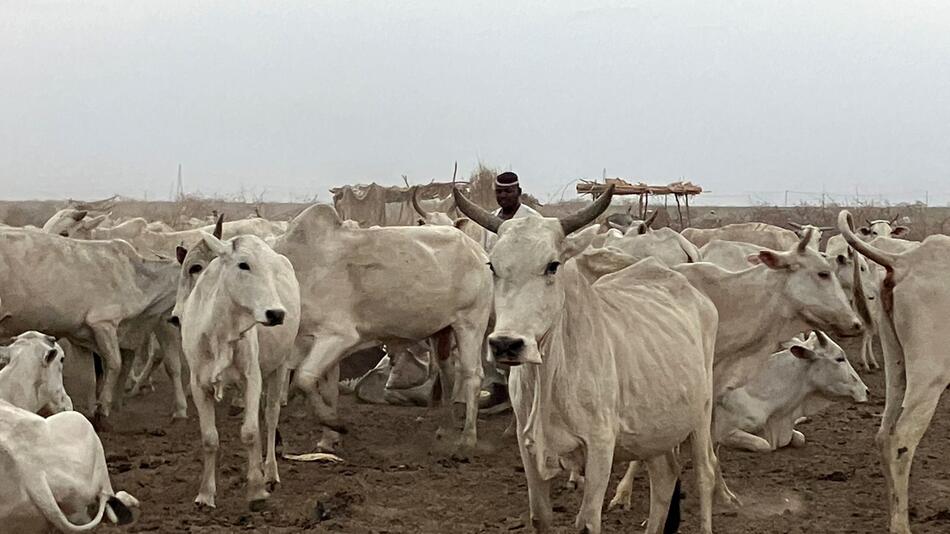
[97, 368, 950, 534]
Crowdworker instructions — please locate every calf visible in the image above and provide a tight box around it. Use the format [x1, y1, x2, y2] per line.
[0, 332, 72, 414]
[0, 402, 140, 533]
[714, 330, 868, 452]
[175, 233, 300, 509]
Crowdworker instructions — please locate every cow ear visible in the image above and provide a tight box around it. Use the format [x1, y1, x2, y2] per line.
[636, 223, 648, 235]
[745, 254, 763, 265]
[176, 245, 188, 265]
[70, 210, 88, 221]
[756, 250, 790, 269]
[789, 345, 817, 360]
[836, 254, 848, 266]
[200, 232, 231, 258]
[561, 225, 600, 261]
[891, 226, 909, 237]
[859, 227, 872, 236]
[44, 348, 58, 366]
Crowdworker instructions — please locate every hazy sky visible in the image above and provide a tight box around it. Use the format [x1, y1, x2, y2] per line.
[2, 1, 949, 205]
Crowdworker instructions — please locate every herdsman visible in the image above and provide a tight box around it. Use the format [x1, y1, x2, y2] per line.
[479, 171, 541, 412]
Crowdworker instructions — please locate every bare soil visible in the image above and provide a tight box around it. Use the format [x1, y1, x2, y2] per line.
[98, 368, 950, 534]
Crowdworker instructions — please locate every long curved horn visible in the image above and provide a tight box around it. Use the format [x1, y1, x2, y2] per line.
[796, 227, 814, 253]
[453, 187, 502, 233]
[644, 210, 659, 229]
[890, 213, 900, 225]
[213, 213, 224, 239]
[410, 186, 428, 218]
[838, 210, 899, 269]
[560, 185, 615, 236]
[788, 221, 803, 230]
[819, 226, 835, 232]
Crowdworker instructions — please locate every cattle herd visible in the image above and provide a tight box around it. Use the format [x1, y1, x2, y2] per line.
[0, 184, 947, 534]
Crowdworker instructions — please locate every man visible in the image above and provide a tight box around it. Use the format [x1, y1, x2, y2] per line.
[479, 171, 541, 413]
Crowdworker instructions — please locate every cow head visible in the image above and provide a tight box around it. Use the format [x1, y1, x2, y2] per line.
[455, 185, 615, 365]
[42, 209, 110, 238]
[170, 215, 224, 327]
[605, 208, 657, 235]
[0, 331, 72, 414]
[791, 331, 868, 402]
[748, 228, 863, 337]
[831, 247, 878, 307]
[859, 216, 909, 239]
[411, 186, 457, 226]
[787, 222, 833, 250]
[198, 233, 290, 328]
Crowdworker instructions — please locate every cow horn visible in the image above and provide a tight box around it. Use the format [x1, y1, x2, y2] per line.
[213, 213, 224, 239]
[865, 218, 873, 226]
[890, 213, 900, 225]
[838, 210, 899, 269]
[788, 221, 803, 230]
[796, 227, 814, 253]
[644, 210, 659, 229]
[410, 186, 428, 218]
[819, 226, 835, 232]
[815, 330, 831, 348]
[560, 185, 615, 236]
[453, 187, 502, 234]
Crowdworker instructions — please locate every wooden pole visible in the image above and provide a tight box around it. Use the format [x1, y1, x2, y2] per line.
[674, 194, 684, 229]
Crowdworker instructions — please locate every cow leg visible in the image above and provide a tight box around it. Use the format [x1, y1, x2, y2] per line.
[158, 336, 188, 420]
[240, 360, 268, 508]
[865, 333, 880, 370]
[575, 440, 614, 534]
[713, 443, 742, 507]
[129, 336, 161, 397]
[90, 324, 123, 425]
[295, 332, 363, 450]
[110, 348, 136, 413]
[263, 369, 283, 492]
[452, 326, 486, 452]
[690, 431, 718, 534]
[431, 331, 458, 441]
[516, 437, 553, 532]
[644, 452, 681, 534]
[191, 380, 219, 508]
[720, 429, 772, 452]
[879, 381, 944, 534]
[608, 461, 640, 511]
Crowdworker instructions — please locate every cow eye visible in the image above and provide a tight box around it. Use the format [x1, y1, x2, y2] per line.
[488, 262, 496, 275]
[188, 264, 203, 275]
[545, 261, 561, 275]
[59, 231, 69, 237]
[835, 357, 846, 363]
[239, 262, 251, 271]
[817, 271, 831, 279]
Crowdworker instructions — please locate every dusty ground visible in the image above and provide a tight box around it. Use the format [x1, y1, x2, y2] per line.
[97, 367, 950, 534]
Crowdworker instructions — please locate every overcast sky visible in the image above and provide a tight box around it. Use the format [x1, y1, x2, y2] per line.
[2, 1, 949, 205]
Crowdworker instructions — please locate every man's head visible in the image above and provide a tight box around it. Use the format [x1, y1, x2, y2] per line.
[495, 172, 522, 212]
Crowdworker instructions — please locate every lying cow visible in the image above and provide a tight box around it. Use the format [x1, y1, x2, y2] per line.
[682, 222, 800, 250]
[0, 402, 140, 533]
[173, 233, 300, 509]
[714, 330, 868, 452]
[0, 332, 73, 414]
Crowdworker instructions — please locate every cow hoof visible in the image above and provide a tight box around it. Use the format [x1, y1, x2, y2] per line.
[170, 413, 188, 422]
[194, 500, 216, 511]
[265, 481, 280, 493]
[249, 499, 268, 512]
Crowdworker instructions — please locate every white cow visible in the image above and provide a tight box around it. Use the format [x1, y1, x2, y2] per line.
[276, 204, 493, 452]
[602, 226, 699, 267]
[602, 208, 658, 234]
[826, 216, 910, 254]
[410, 186, 489, 246]
[714, 330, 868, 452]
[682, 222, 800, 250]
[174, 233, 300, 509]
[836, 210, 950, 534]
[0, 402, 140, 533]
[41, 209, 110, 237]
[825, 238, 882, 370]
[0, 229, 180, 429]
[787, 222, 833, 249]
[0, 332, 72, 414]
[456, 186, 720, 534]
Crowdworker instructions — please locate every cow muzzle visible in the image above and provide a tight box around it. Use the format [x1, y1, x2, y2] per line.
[489, 335, 527, 366]
[263, 309, 285, 327]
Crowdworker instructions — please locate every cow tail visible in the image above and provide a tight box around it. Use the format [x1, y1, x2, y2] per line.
[23, 469, 109, 532]
[663, 478, 682, 534]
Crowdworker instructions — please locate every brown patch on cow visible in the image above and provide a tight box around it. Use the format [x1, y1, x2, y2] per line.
[882, 268, 896, 315]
